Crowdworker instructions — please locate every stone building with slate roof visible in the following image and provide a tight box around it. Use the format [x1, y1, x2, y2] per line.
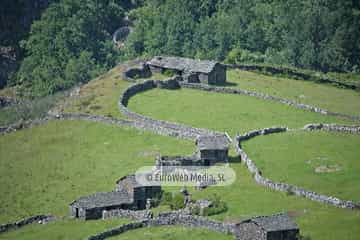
[156, 134, 231, 167]
[147, 56, 226, 85]
[70, 175, 161, 220]
[235, 213, 299, 240]
[195, 134, 230, 165]
[115, 174, 161, 210]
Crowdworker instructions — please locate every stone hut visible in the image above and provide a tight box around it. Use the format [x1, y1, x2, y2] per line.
[147, 56, 227, 85]
[235, 213, 299, 240]
[195, 134, 230, 165]
[70, 174, 161, 220]
[69, 191, 133, 220]
[156, 134, 230, 167]
[115, 174, 162, 210]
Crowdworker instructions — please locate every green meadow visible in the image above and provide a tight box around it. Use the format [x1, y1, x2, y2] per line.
[127, 87, 355, 135]
[1, 65, 359, 239]
[242, 131, 360, 202]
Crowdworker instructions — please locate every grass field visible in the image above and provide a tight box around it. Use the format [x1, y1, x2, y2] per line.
[228, 70, 360, 117]
[110, 226, 233, 240]
[127, 88, 355, 135]
[0, 121, 359, 240]
[0, 219, 130, 240]
[0, 120, 194, 223]
[242, 131, 360, 202]
[1, 65, 360, 239]
[61, 64, 168, 119]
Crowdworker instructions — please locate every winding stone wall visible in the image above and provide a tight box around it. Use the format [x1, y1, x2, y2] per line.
[235, 127, 360, 210]
[0, 215, 54, 234]
[179, 82, 360, 122]
[119, 79, 222, 140]
[88, 211, 236, 240]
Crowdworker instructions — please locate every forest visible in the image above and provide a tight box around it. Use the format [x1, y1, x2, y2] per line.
[2, 0, 360, 96]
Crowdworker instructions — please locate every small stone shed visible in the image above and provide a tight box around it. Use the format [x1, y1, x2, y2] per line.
[70, 174, 161, 220]
[195, 134, 230, 165]
[115, 174, 162, 210]
[69, 191, 133, 220]
[147, 56, 227, 85]
[235, 213, 300, 240]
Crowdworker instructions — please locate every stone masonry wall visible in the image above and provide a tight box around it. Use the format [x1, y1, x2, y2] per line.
[0, 215, 54, 234]
[88, 211, 236, 240]
[102, 209, 153, 221]
[179, 82, 360, 122]
[118, 78, 222, 140]
[303, 123, 360, 134]
[235, 127, 360, 210]
[225, 63, 358, 91]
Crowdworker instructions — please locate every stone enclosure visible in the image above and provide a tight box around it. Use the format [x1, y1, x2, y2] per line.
[2, 57, 360, 239]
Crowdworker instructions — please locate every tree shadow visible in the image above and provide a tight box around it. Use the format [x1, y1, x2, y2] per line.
[216, 81, 238, 87]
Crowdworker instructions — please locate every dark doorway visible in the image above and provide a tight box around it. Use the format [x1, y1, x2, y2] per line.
[204, 159, 210, 166]
[75, 208, 79, 218]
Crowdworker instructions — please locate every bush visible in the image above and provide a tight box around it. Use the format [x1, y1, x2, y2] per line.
[163, 69, 177, 77]
[160, 192, 185, 210]
[225, 48, 265, 64]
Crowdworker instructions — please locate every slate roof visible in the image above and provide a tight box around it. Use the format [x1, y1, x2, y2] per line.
[147, 56, 218, 74]
[196, 134, 231, 151]
[70, 190, 132, 209]
[251, 213, 299, 232]
[116, 174, 142, 188]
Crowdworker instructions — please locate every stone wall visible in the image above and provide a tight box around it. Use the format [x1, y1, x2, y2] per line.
[119, 79, 222, 140]
[122, 63, 151, 82]
[0, 214, 54, 233]
[87, 211, 236, 240]
[179, 82, 360, 122]
[225, 64, 359, 91]
[235, 127, 360, 210]
[156, 154, 203, 166]
[102, 209, 153, 221]
[303, 123, 360, 134]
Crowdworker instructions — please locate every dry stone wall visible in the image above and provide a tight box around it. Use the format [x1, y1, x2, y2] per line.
[102, 209, 153, 221]
[119, 78, 222, 140]
[235, 127, 360, 210]
[88, 211, 236, 240]
[0, 215, 54, 234]
[303, 123, 360, 134]
[225, 63, 359, 91]
[179, 82, 360, 122]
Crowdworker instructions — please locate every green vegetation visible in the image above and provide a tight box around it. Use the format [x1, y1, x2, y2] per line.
[60, 64, 131, 118]
[127, 88, 355, 135]
[14, 0, 127, 96]
[0, 91, 67, 126]
[0, 219, 130, 240]
[160, 192, 185, 210]
[110, 226, 233, 240]
[2, 118, 358, 239]
[126, 0, 360, 73]
[242, 131, 360, 202]
[0, 120, 194, 223]
[227, 70, 360, 117]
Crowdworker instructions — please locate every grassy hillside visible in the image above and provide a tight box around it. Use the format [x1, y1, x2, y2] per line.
[0, 120, 194, 223]
[0, 219, 130, 240]
[1, 63, 359, 240]
[242, 131, 360, 201]
[128, 88, 355, 135]
[110, 226, 233, 240]
[228, 70, 360, 117]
